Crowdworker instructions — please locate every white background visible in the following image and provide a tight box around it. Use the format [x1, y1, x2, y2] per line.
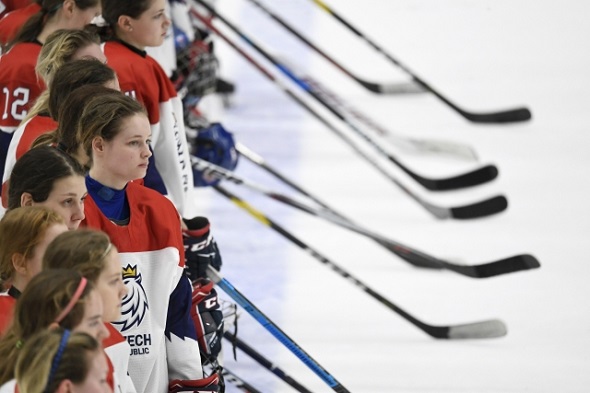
[192, 0, 590, 391]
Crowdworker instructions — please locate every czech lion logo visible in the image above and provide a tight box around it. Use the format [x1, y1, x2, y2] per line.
[113, 264, 149, 332]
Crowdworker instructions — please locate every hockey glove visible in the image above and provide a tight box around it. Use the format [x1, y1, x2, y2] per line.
[168, 372, 221, 393]
[183, 217, 222, 280]
[191, 278, 224, 364]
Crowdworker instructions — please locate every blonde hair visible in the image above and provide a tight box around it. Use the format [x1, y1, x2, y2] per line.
[24, 28, 101, 122]
[15, 329, 100, 393]
[0, 207, 65, 287]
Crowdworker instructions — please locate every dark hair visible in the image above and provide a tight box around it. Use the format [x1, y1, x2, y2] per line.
[7, 146, 85, 210]
[48, 59, 117, 120]
[11, 0, 101, 47]
[101, 0, 152, 27]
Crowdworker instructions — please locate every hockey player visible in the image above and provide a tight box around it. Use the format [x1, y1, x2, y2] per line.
[99, 0, 200, 220]
[12, 329, 110, 393]
[0, 269, 110, 388]
[6, 145, 87, 229]
[2, 55, 117, 213]
[43, 229, 137, 393]
[0, 206, 67, 334]
[0, 0, 101, 202]
[73, 89, 219, 393]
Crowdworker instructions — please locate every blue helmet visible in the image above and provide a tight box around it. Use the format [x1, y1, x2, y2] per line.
[192, 123, 239, 187]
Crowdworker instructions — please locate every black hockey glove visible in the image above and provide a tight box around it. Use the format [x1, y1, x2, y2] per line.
[191, 278, 224, 365]
[183, 217, 222, 280]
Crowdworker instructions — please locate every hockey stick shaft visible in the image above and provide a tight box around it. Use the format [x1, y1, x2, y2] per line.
[194, 155, 513, 277]
[207, 267, 350, 392]
[188, 7, 505, 219]
[192, 0, 499, 192]
[223, 332, 313, 393]
[205, 153, 536, 276]
[306, 0, 532, 123]
[213, 185, 508, 339]
[222, 368, 264, 393]
[300, 74, 477, 161]
[245, 0, 420, 95]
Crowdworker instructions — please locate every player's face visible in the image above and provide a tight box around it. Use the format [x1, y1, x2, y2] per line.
[33, 175, 87, 230]
[126, 0, 171, 49]
[96, 247, 127, 322]
[73, 43, 107, 64]
[74, 289, 110, 342]
[23, 223, 69, 284]
[69, 350, 111, 393]
[98, 114, 152, 187]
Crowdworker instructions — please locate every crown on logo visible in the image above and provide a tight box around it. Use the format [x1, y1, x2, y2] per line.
[122, 264, 137, 278]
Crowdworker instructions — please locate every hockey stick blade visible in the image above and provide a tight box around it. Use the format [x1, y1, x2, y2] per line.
[447, 319, 507, 339]
[449, 195, 508, 219]
[358, 78, 426, 94]
[398, 161, 498, 191]
[440, 254, 540, 278]
[459, 107, 532, 124]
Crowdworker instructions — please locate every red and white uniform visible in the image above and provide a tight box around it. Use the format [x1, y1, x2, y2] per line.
[1, 114, 57, 210]
[82, 182, 203, 393]
[0, 3, 41, 48]
[103, 40, 199, 219]
[0, 40, 43, 207]
[0, 41, 43, 131]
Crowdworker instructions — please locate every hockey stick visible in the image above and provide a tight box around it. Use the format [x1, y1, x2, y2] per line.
[300, 73, 476, 161]
[222, 368, 263, 393]
[188, 7, 477, 162]
[192, 155, 505, 221]
[192, 1, 499, 191]
[223, 332, 313, 393]
[246, 0, 423, 95]
[213, 185, 508, 338]
[206, 267, 351, 392]
[232, 144, 539, 277]
[305, 0, 531, 123]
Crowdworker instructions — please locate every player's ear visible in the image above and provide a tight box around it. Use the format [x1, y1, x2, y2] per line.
[55, 379, 74, 393]
[118, 14, 134, 33]
[20, 192, 34, 207]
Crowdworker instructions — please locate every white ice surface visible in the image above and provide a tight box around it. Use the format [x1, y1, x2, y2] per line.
[193, 1, 590, 391]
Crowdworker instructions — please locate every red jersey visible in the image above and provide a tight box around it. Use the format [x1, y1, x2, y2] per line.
[0, 3, 41, 47]
[0, 0, 33, 18]
[0, 41, 43, 131]
[0, 292, 15, 336]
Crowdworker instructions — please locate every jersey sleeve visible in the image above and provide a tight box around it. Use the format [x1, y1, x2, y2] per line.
[165, 273, 203, 381]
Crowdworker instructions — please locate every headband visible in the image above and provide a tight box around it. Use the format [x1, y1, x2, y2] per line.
[53, 277, 87, 325]
[44, 329, 71, 393]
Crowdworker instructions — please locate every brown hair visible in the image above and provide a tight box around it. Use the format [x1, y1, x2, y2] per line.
[0, 207, 65, 287]
[0, 269, 94, 385]
[43, 229, 114, 283]
[10, 0, 101, 48]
